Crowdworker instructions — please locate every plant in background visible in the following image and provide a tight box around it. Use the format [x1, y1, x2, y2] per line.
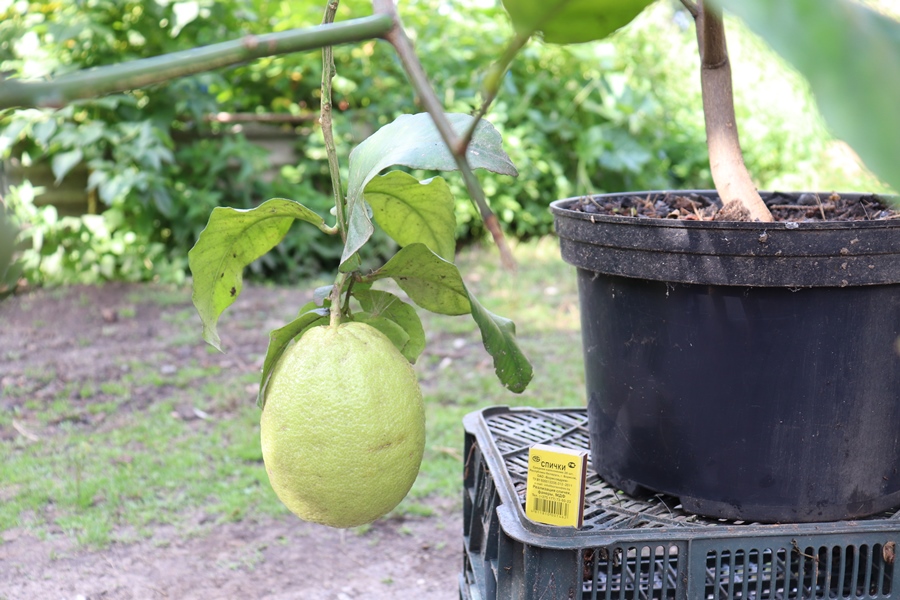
[5, 0, 863, 287]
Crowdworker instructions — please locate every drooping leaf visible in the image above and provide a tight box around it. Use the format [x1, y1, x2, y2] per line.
[466, 288, 533, 393]
[366, 243, 470, 316]
[501, 0, 653, 45]
[342, 113, 518, 266]
[365, 171, 457, 261]
[352, 313, 411, 360]
[189, 198, 328, 351]
[354, 289, 426, 363]
[717, 0, 900, 193]
[257, 308, 330, 409]
[51, 149, 83, 183]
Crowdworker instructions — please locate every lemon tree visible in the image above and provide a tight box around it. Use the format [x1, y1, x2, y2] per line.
[188, 111, 533, 526]
[189, 112, 532, 398]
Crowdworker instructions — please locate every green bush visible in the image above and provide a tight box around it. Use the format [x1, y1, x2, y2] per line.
[0, 0, 866, 285]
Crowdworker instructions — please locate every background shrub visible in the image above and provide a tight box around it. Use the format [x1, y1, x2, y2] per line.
[0, 0, 888, 285]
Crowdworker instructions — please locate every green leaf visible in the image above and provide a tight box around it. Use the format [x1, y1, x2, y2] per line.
[501, 0, 653, 44]
[367, 243, 471, 316]
[32, 119, 57, 147]
[189, 198, 327, 351]
[342, 113, 518, 265]
[257, 309, 329, 409]
[717, 0, 900, 193]
[352, 313, 411, 360]
[297, 300, 322, 315]
[339, 252, 361, 273]
[466, 287, 534, 393]
[313, 286, 334, 306]
[365, 171, 457, 261]
[51, 149, 83, 183]
[354, 289, 426, 363]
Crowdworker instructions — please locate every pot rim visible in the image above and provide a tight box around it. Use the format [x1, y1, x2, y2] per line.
[550, 190, 900, 231]
[551, 190, 900, 286]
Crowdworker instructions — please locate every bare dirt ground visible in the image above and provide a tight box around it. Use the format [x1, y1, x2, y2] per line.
[0, 284, 464, 600]
[1, 508, 461, 599]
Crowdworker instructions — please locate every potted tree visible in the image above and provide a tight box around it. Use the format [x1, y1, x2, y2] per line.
[537, 0, 900, 522]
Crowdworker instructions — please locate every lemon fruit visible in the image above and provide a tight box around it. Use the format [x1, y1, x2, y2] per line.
[260, 321, 425, 528]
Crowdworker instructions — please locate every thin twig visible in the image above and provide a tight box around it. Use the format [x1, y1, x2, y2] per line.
[813, 193, 827, 220]
[320, 0, 347, 242]
[769, 203, 836, 211]
[372, 0, 517, 270]
[12, 420, 39, 442]
[455, 32, 530, 156]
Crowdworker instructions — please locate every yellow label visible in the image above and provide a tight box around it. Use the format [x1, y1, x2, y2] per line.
[525, 443, 588, 528]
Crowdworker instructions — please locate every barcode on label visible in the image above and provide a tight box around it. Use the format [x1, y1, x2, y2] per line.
[531, 496, 569, 518]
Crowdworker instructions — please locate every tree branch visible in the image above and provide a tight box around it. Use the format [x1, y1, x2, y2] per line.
[0, 15, 394, 110]
[693, 1, 773, 222]
[679, 0, 699, 18]
[372, 0, 516, 269]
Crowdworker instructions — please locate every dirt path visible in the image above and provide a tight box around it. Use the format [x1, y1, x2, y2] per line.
[1, 508, 462, 599]
[0, 284, 465, 599]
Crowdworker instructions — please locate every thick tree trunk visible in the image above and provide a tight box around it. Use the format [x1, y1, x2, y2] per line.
[693, 1, 774, 222]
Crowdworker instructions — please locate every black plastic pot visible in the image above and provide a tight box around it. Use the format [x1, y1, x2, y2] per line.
[551, 191, 900, 523]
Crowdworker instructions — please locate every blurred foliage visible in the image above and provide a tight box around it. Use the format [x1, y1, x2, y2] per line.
[0, 0, 885, 285]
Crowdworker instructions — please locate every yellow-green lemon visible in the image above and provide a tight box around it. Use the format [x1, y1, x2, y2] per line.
[260, 321, 425, 528]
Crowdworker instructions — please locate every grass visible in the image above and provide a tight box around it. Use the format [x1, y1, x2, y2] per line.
[0, 238, 586, 546]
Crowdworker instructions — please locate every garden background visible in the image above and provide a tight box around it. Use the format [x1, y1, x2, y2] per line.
[1, 0, 891, 289]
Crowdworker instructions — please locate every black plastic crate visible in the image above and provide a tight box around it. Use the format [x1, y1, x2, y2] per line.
[461, 406, 900, 600]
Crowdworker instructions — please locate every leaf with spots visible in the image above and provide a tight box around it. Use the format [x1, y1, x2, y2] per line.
[466, 287, 533, 393]
[189, 198, 329, 351]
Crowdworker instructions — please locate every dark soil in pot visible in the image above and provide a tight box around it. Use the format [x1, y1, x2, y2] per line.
[551, 191, 900, 523]
[572, 190, 898, 223]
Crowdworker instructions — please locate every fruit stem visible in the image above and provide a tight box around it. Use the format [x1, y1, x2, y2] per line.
[329, 272, 348, 327]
